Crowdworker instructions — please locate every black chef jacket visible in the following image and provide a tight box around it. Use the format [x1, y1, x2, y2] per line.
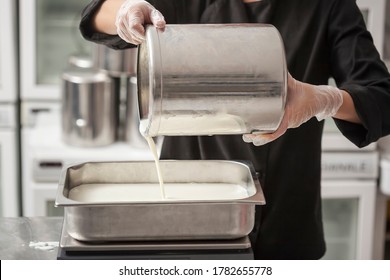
[80, 0, 390, 259]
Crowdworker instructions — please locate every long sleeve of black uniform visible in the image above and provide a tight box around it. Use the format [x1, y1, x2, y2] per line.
[328, 0, 390, 147]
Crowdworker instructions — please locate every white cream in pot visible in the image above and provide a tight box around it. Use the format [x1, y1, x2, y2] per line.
[68, 183, 249, 202]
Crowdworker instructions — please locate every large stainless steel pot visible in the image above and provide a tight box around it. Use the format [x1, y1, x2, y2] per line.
[61, 70, 119, 147]
[125, 76, 147, 147]
[93, 44, 137, 77]
[138, 24, 287, 137]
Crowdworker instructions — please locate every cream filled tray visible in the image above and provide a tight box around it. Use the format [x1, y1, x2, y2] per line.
[55, 160, 265, 242]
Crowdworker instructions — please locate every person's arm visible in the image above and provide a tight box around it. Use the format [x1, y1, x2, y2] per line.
[93, 0, 125, 35]
[244, 0, 390, 148]
[328, 0, 390, 147]
[334, 90, 360, 124]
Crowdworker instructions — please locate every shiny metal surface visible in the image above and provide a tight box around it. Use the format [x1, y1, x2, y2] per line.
[68, 54, 93, 69]
[59, 218, 251, 251]
[61, 70, 119, 147]
[93, 44, 137, 77]
[138, 24, 287, 137]
[55, 160, 265, 242]
[0, 217, 62, 260]
[125, 76, 147, 147]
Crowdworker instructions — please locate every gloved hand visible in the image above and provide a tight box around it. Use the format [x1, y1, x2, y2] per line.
[243, 73, 343, 146]
[115, 0, 166, 45]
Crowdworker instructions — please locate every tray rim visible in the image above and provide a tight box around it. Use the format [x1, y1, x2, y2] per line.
[55, 160, 266, 207]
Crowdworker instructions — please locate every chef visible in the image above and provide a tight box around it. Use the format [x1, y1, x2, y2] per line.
[79, 0, 390, 259]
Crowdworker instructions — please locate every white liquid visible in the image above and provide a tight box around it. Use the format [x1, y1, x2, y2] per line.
[139, 114, 245, 136]
[29, 241, 59, 251]
[145, 136, 166, 199]
[68, 183, 249, 202]
[139, 115, 245, 200]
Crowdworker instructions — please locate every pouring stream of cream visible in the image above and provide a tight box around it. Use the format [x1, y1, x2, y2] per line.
[145, 136, 166, 199]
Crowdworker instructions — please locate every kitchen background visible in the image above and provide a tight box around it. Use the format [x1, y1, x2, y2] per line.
[1, 0, 390, 260]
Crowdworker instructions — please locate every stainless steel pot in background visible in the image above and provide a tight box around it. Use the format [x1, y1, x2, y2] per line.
[67, 53, 94, 69]
[93, 43, 146, 147]
[93, 44, 137, 77]
[138, 24, 287, 137]
[61, 70, 119, 147]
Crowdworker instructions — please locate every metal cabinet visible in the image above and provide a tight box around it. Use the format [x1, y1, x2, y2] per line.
[319, 0, 388, 260]
[321, 180, 377, 259]
[0, 0, 19, 217]
[357, 0, 386, 57]
[19, 0, 93, 101]
[0, 0, 17, 102]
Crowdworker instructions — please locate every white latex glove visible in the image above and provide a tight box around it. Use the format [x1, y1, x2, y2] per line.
[115, 0, 166, 45]
[243, 73, 343, 146]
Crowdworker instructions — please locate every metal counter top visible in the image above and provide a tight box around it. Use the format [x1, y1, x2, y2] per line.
[0, 217, 254, 260]
[0, 217, 63, 260]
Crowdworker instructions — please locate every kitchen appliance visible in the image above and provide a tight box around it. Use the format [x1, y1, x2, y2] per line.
[356, 0, 386, 58]
[19, 0, 93, 101]
[61, 69, 119, 147]
[318, 0, 388, 260]
[19, 0, 97, 217]
[18, 0, 148, 218]
[0, 0, 19, 217]
[0, 106, 18, 217]
[320, 118, 380, 259]
[138, 24, 287, 137]
[380, 155, 390, 196]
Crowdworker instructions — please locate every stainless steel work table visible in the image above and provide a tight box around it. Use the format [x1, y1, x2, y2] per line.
[0, 217, 63, 260]
[0, 217, 254, 260]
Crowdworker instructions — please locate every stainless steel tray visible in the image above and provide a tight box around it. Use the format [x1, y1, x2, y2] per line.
[55, 160, 265, 242]
[59, 218, 252, 251]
